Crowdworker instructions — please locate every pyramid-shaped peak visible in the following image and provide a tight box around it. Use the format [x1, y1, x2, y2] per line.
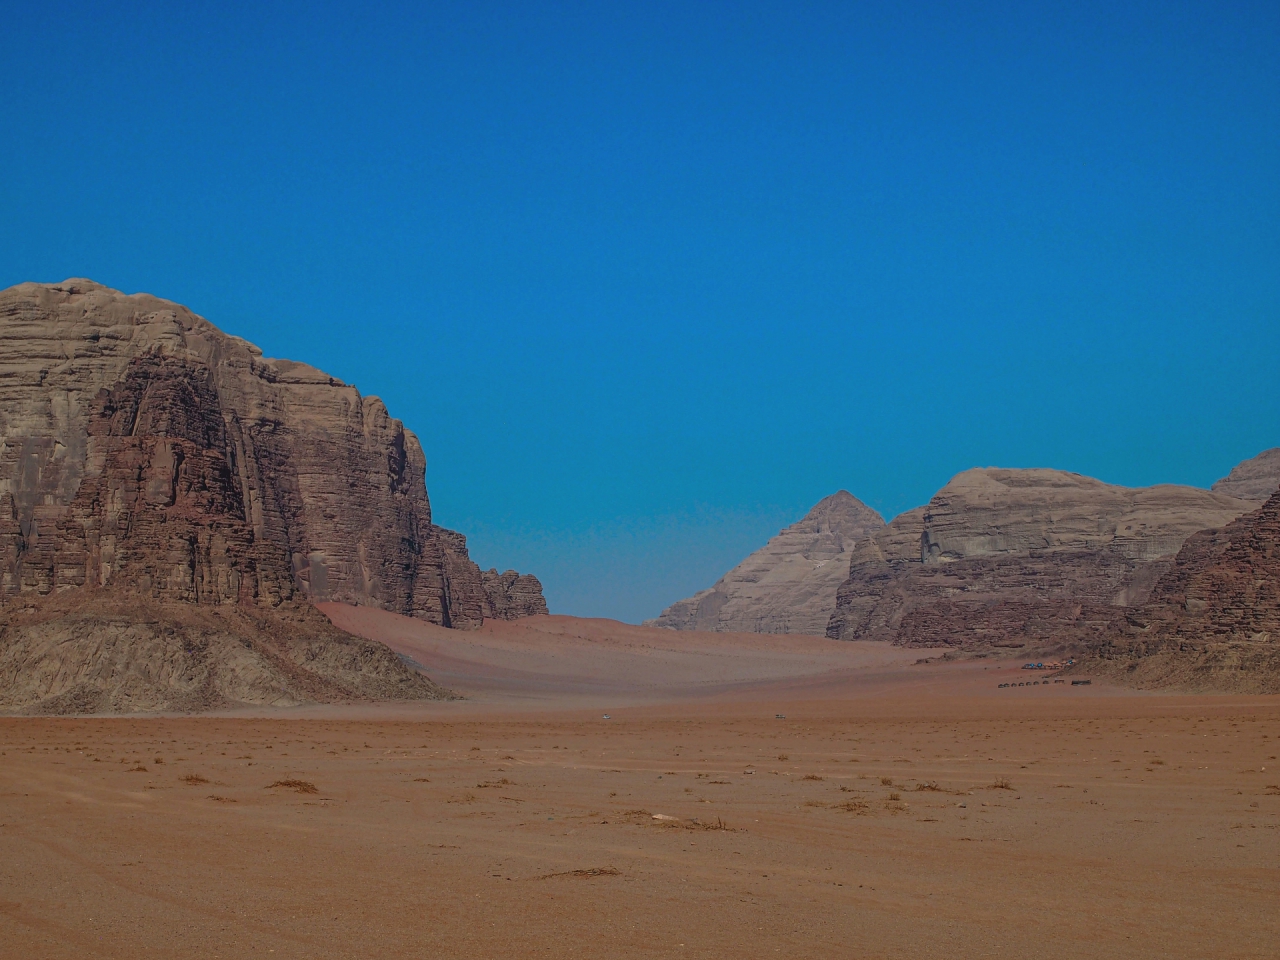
[802, 490, 885, 531]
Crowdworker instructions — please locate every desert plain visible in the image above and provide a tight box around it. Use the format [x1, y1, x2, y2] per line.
[2, 609, 1277, 959]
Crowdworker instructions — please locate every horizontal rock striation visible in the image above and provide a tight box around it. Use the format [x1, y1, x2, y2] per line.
[0, 279, 544, 627]
[647, 491, 885, 635]
[826, 468, 1257, 651]
[1082, 489, 1280, 692]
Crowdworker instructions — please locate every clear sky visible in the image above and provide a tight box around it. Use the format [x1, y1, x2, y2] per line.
[3, 1, 1277, 621]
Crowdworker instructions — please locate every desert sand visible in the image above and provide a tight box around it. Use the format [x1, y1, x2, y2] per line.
[2, 609, 1278, 958]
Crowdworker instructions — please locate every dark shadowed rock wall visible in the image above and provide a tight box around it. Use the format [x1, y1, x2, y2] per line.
[1082, 489, 1280, 691]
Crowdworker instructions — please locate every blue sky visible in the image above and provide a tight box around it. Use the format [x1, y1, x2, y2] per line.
[3, 1, 1278, 621]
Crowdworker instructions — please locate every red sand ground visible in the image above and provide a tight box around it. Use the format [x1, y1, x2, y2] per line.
[2, 606, 1277, 958]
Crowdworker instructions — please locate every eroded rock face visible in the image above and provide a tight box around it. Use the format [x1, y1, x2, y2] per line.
[646, 491, 885, 635]
[1211, 447, 1280, 503]
[1084, 490, 1280, 692]
[432, 526, 549, 624]
[0, 279, 544, 627]
[826, 468, 1256, 651]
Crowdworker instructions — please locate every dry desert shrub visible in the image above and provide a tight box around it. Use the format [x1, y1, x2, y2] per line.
[179, 774, 209, 785]
[990, 778, 1014, 790]
[680, 817, 733, 831]
[128, 765, 148, 773]
[534, 867, 620, 880]
[880, 776, 894, 786]
[888, 792, 902, 801]
[835, 800, 870, 814]
[913, 781, 943, 792]
[802, 774, 824, 781]
[778, 754, 789, 761]
[267, 779, 318, 794]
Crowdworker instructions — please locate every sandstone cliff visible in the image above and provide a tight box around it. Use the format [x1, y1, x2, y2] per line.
[646, 491, 885, 635]
[1210, 447, 1280, 503]
[0, 279, 543, 711]
[826, 468, 1256, 652]
[0, 279, 544, 626]
[1082, 489, 1280, 692]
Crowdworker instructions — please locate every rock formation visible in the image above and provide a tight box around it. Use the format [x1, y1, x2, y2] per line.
[1210, 447, 1280, 503]
[0, 279, 544, 711]
[0, 279, 544, 626]
[1082, 489, 1280, 692]
[826, 468, 1257, 652]
[0, 594, 450, 713]
[647, 491, 885, 635]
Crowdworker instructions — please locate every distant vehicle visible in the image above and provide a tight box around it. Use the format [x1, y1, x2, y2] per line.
[1071, 680, 1092, 686]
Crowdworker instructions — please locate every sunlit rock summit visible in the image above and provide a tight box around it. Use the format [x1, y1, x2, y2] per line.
[646, 490, 885, 635]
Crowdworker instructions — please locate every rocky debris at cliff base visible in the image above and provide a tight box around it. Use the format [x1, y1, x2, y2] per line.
[0, 592, 457, 715]
[1075, 641, 1280, 695]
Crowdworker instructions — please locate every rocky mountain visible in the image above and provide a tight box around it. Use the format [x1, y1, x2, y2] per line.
[646, 491, 885, 635]
[1083, 489, 1280, 692]
[0, 279, 544, 711]
[0, 279, 544, 624]
[826, 468, 1258, 652]
[1210, 447, 1280, 502]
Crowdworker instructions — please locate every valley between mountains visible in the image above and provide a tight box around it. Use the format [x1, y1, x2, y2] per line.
[0, 280, 1277, 960]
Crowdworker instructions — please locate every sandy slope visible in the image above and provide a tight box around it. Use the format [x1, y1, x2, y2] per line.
[1, 611, 1277, 958]
[317, 603, 921, 705]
